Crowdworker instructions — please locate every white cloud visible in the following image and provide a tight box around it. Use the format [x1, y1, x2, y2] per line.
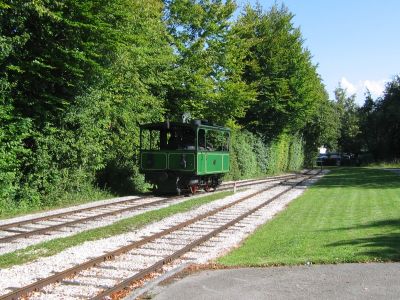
[363, 79, 386, 97]
[339, 77, 388, 104]
[340, 77, 358, 94]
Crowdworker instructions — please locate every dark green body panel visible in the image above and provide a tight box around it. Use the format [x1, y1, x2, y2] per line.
[196, 152, 230, 175]
[141, 150, 229, 175]
[139, 121, 230, 194]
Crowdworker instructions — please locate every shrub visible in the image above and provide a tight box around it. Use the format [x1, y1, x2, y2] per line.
[226, 130, 304, 180]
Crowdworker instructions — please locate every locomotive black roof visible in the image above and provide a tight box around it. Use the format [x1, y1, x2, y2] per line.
[140, 121, 230, 131]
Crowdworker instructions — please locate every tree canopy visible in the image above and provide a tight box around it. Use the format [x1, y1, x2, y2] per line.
[1, 0, 367, 211]
[235, 5, 326, 139]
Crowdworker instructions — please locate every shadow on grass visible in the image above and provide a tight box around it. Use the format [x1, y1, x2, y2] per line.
[315, 167, 400, 189]
[326, 219, 400, 261]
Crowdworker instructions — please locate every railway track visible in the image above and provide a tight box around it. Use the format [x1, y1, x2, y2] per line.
[0, 172, 303, 246]
[0, 171, 320, 300]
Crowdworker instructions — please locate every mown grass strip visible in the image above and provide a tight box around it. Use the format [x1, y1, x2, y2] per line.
[366, 161, 400, 168]
[0, 191, 232, 268]
[218, 168, 400, 266]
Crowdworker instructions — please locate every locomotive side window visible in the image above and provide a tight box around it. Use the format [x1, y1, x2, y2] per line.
[167, 129, 180, 150]
[140, 129, 160, 150]
[198, 129, 206, 150]
[206, 130, 229, 151]
[223, 131, 230, 151]
[181, 127, 195, 150]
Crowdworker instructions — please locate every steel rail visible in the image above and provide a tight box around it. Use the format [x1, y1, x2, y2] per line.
[0, 172, 298, 231]
[0, 196, 150, 231]
[0, 175, 299, 300]
[0, 173, 302, 243]
[0, 197, 173, 243]
[92, 172, 318, 300]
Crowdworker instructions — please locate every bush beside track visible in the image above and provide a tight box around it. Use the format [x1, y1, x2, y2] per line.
[0, 129, 305, 219]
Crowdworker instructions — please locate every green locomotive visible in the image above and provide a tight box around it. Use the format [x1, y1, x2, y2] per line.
[139, 120, 230, 194]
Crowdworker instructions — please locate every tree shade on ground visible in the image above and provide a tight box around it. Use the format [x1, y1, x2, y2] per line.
[219, 168, 400, 266]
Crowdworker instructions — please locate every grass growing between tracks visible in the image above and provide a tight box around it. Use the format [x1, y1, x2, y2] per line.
[0, 191, 232, 268]
[0, 189, 115, 220]
[219, 168, 400, 266]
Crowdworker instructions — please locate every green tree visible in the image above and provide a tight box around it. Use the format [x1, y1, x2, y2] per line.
[1, 0, 174, 205]
[303, 97, 341, 165]
[0, 32, 32, 206]
[0, 0, 135, 125]
[373, 76, 400, 159]
[358, 90, 379, 156]
[164, 0, 255, 124]
[235, 4, 324, 139]
[334, 85, 361, 153]
[65, 0, 175, 194]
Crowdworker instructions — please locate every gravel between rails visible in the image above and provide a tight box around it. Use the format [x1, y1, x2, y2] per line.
[26, 183, 298, 299]
[0, 170, 327, 299]
[0, 180, 284, 294]
[0, 197, 172, 255]
[0, 174, 299, 255]
[124, 170, 328, 300]
[0, 196, 140, 226]
[0, 173, 297, 227]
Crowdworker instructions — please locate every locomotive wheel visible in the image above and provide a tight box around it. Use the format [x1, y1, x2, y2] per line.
[204, 185, 216, 192]
[190, 185, 198, 194]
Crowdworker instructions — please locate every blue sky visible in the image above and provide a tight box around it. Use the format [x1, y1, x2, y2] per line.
[235, 0, 400, 105]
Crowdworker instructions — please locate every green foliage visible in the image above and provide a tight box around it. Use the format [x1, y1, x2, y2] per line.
[303, 98, 340, 166]
[68, 0, 174, 194]
[0, 80, 31, 207]
[0, 0, 330, 214]
[0, 0, 134, 124]
[235, 4, 325, 139]
[227, 130, 259, 179]
[335, 85, 362, 153]
[264, 133, 304, 174]
[0, 0, 174, 213]
[362, 76, 400, 160]
[164, 0, 256, 124]
[226, 130, 304, 180]
[330, 76, 400, 162]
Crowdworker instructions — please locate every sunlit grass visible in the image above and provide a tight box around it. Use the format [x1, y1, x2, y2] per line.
[219, 168, 400, 266]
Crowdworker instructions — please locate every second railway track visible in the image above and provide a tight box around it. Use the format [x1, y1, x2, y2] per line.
[0, 172, 303, 250]
[0, 170, 322, 300]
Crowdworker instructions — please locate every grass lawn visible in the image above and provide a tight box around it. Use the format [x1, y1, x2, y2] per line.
[0, 191, 232, 268]
[366, 161, 400, 168]
[218, 167, 400, 266]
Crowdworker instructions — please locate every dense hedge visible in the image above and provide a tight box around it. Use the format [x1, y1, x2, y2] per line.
[226, 130, 304, 180]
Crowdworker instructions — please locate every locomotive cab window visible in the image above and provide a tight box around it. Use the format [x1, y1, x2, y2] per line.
[198, 129, 206, 150]
[205, 130, 229, 151]
[140, 129, 160, 150]
[140, 124, 195, 151]
[180, 127, 195, 150]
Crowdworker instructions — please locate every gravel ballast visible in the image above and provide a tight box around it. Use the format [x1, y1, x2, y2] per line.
[0, 171, 325, 299]
[0, 175, 297, 255]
